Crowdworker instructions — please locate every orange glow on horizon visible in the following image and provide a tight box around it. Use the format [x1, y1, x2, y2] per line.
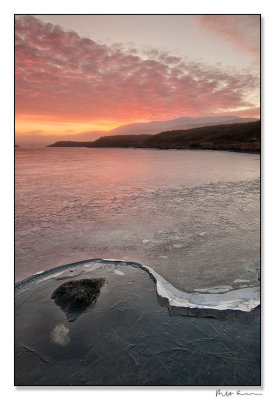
[15, 117, 128, 137]
[15, 106, 260, 138]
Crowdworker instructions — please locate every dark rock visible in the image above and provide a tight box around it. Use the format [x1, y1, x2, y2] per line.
[47, 141, 94, 147]
[51, 278, 105, 321]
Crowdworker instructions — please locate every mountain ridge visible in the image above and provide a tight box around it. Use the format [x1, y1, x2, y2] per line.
[48, 120, 261, 153]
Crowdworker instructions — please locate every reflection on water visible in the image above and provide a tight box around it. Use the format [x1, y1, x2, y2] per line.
[15, 147, 260, 292]
[15, 262, 260, 386]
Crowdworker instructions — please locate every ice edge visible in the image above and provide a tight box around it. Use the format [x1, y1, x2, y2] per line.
[140, 263, 259, 312]
[15, 258, 260, 313]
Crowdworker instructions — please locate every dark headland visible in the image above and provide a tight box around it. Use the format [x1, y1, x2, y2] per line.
[48, 120, 260, 153]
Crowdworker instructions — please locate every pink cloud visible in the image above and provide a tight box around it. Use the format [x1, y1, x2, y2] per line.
[15, 16, 259, 123]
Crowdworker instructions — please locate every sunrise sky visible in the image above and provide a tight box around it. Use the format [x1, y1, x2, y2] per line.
[15, 14, 260, 139]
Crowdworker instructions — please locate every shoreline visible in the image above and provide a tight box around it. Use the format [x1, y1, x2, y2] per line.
[16, 145, 260, 155]
[46, 145, 260, 154]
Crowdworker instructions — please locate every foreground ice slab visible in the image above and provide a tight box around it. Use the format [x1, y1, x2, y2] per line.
[16, 258, 260, 313]
[15, 259, 260, 385]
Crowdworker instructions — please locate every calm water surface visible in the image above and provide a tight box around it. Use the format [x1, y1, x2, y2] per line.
[15, 147, 260, 291]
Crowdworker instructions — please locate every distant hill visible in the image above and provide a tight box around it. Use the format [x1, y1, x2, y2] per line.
[108, 116, 257, 135]
[87, 134, 152, 148]
[140, 120, 261, 152]
[49, 135, 152, 148]
[49, 120, 260, 153]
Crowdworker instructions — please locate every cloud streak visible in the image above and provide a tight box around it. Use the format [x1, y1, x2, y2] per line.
[193, 15, 260, 59]
[15, 16, 260, 125]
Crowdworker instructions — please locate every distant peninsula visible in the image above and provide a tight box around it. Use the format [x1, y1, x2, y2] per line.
[48, 120, 260, 153]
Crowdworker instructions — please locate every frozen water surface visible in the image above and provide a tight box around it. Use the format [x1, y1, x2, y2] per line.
[15, 147, 260, 292]
[15, 261, 260, 385]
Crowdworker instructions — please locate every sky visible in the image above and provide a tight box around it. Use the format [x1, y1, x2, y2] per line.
[15, 14, 260, 138]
